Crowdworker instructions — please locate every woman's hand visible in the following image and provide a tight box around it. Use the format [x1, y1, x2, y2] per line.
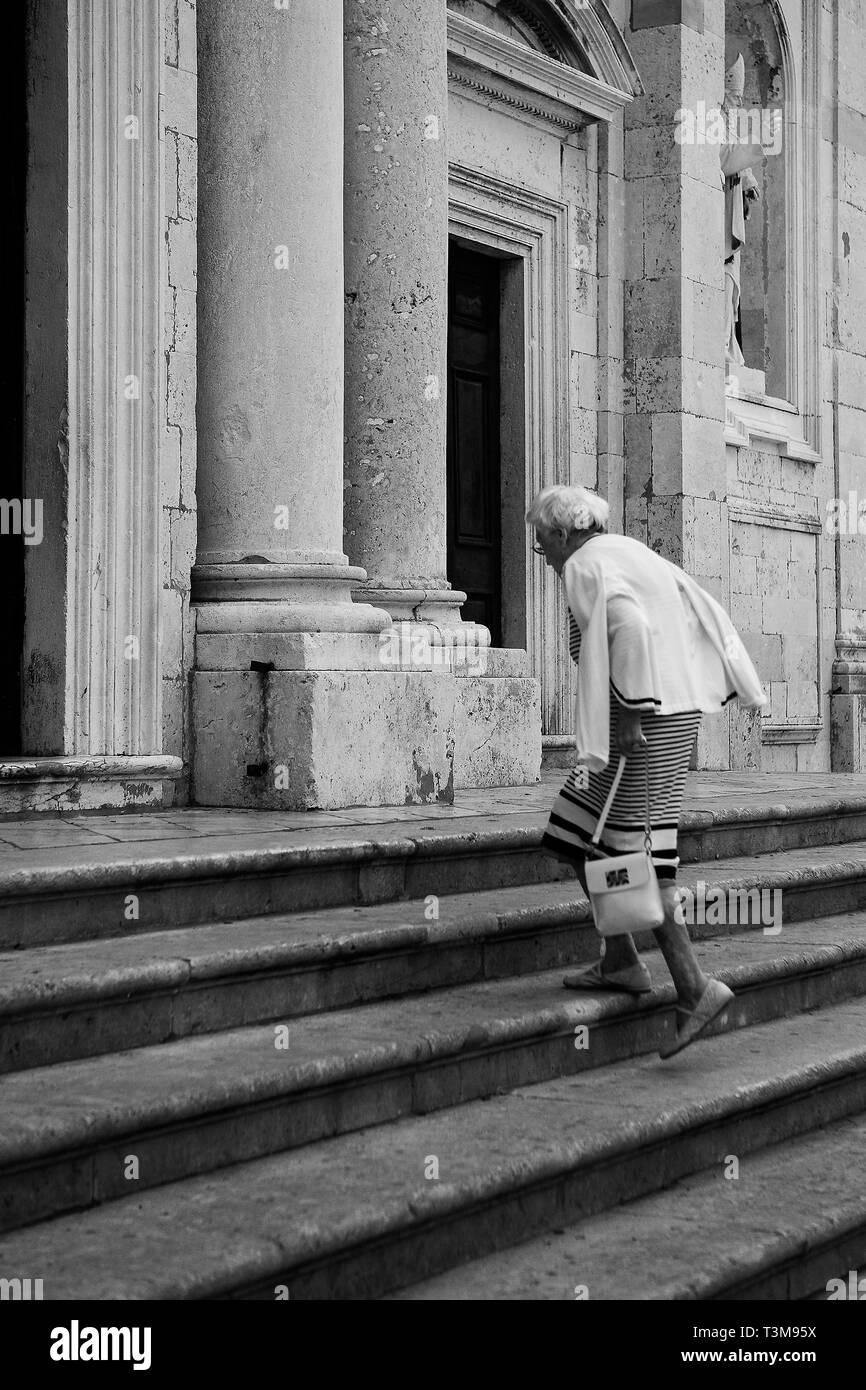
[616, 705, 647, 756]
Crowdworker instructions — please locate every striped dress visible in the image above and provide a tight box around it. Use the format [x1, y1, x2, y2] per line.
[542, 615, 700, 881]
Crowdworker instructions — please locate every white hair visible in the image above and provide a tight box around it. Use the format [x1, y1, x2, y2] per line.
[525, 485, 609, 535]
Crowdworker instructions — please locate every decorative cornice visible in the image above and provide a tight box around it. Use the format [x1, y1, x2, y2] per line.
[724, 390, 823, 464]
[447, 12, 636, 129]
[761, 722, 821, 744]
[728, 501, 822, 534]
[447, 64, 584, 131]
[501, 0, 569, 62]
[832, 634, 866, 694]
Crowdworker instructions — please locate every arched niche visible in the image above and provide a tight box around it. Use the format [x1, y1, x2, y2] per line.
[724, 0, 791, 402]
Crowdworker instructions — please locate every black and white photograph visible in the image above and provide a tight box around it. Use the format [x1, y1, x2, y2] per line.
[2, 0, 866, 1340]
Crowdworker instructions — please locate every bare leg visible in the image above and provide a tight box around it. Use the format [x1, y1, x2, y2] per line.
[652, 883, 709, 1010]
[601, 931, 642, 972]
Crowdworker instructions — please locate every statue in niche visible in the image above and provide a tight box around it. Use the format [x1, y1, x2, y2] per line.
[720, 54, 764, 372]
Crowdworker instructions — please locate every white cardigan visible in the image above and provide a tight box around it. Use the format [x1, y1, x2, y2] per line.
[561, 534, 767, 771]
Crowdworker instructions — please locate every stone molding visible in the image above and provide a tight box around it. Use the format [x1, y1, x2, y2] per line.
[448, 164, 572, 739]
[0, 756, 182, 816]
[761, 723, 821, 745]
[67, 0, 164, 754]
[727, 501, 822, 535]
[0, 756, 183, 783]
[447, 12, 637, 133]
[833, 636, 866, 698]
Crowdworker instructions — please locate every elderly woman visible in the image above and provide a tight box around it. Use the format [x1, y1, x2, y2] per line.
[527, 484, 766, 1058]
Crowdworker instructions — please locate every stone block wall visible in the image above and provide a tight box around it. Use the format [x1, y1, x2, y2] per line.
[161, 0, 197, 801]
[827, 0, 866, 770]
[620, 0, 728, 571]
[831, 0, 866, 634]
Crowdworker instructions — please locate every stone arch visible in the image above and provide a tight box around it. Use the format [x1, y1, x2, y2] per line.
[724, 0, 793, 399]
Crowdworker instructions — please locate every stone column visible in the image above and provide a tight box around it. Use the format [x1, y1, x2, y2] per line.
[343, 0, 465, 628]
[192, 0, 462, 808]
[23, 0, 165, 755]
[624, 0, 731, 768]
[194, 0, 383, 638]
[14, 0, 181, 812]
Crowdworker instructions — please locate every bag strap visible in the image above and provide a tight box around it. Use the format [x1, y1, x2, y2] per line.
[591, 754, 625, 845]
[591, 750, 653, 855]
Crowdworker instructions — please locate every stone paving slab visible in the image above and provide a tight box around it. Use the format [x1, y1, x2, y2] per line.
[0, 773, 863, 867]
[1, 999, 865, 1298]
[0, 775, 864, 894]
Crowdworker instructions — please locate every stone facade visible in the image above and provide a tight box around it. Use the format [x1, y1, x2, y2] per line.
[829, 0, 866, 771]
[12, 0, 866, 812]
[162, 0, 198, 804]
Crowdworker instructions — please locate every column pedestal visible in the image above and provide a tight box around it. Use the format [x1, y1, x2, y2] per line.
[831, 636, 866, 773]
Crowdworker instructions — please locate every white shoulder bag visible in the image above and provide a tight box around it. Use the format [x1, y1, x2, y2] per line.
[583, 753, 665, 937]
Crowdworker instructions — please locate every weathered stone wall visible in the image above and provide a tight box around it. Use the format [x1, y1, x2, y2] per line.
[149, 0, 866, 790]
[619, 0, 730, 769]
[613, 0, 866, 773]
[828, 0, 866, 770]
[161, 0, 197, 800]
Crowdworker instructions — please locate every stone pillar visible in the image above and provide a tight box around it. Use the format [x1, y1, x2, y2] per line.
[338, 0, 542, 791]
[191, 0, 464, 808]
[195, 0, 381, 637]
[14, 0, 181, 812]
[343, 0, 464, 627]
[831, 636, 866, 771]
[624, 0, 731, 768]
[23, 0, 165, 756]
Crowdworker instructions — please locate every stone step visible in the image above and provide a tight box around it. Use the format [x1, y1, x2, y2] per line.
[3, 787, 866, 948]
[4, 919, 866, 1234]
[3, 844, 866, 1072]
[1, 999, 865, 1298]
[385, 1109, 866, 1301]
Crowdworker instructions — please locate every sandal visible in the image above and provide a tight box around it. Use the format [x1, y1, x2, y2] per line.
[658, 979, 735, 1059]
[563, 959, 653, 995]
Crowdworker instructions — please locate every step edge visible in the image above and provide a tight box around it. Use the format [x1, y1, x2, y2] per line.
[2, 963, 865, 1169]
[3, 851, 866, 1015]
[6, 1044, 866, 1298]
[4, 799, 866, 900]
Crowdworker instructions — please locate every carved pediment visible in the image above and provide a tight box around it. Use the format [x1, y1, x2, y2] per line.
[447, 0, 642, 132]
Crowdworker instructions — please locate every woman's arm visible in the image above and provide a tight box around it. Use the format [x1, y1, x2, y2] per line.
[614, 702, 648, 755]
[607, 591, 654, 755]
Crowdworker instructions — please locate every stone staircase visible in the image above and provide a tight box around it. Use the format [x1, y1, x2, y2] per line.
[2, 777, 866, 1299]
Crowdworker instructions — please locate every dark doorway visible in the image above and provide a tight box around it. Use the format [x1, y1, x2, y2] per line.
[447, 242, 502, 646]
